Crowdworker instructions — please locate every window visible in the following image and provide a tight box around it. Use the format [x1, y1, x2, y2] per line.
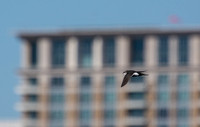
[127, 126, 146, 127]
[51, 38, 66, 68]
[157, 75, 169, 89]
[49, 110, 65, 127]
[80, 126, 91, 127]
[158, 125, 168, 127]
[176, 74, 189, 125]
[158, 36, 168, 66]
[177, 91, 189, 103]
[177, 74, 189, 88]
[177, 124, 189, 127]
[130, 37, 144, 65]
[157, 108, 168, 119]
[79, 76, 92, 105]
[105, 76, 116, 88]
[49, 93, 65, 103]
[158, 75, 168, 84]
[177, 108, 188, 119]
[130, 76, 144, 83]
[28, 78, 37, 85]
[104, 76, 116, 106]
[103, 126, 115, 127]
[80, 76, 91, 89]
[30, 41, 37, 67]
[49, 110, 65, 120]
[27, 111, 38, 119]
[177, 108, 189, 127]
[51, 77, 64, 88]
[178, 36, 188, 65]
[177, 74, 190, 104]
[80, 93, 92, 104]
[49, 79, 65, 106]
[104, 109, 115, 123]
[78, 38, 93, 68]
[157, 75, 169, 105]
[157, 91, 169, 103]
[27, 95, 38, 102]
[103, 37, 115, 67]
[127, 109, 145, 117]
[104, 93, 116, 105]
[49, 77, 65, 103]
[127, 92, 145, 100]
[80, 110, 92, 123]
[49, 77, 65, 127]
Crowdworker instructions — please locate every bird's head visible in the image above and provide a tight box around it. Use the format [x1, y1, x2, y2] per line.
[123, 71, 127, 75]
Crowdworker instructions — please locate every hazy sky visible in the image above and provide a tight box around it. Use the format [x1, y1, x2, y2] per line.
[0, 0, 200, 119]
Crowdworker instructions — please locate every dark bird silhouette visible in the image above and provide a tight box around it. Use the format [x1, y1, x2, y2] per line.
[121, 70, 148, 87]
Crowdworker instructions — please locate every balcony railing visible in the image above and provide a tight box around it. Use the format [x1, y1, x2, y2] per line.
[22, 118, 40, 127]
[124, 117, 146, 126]
[123, 100, 146, 109]
[124, 83, 146, 92]
[16, 84, 39, 95]
[16, 101, 41, 111]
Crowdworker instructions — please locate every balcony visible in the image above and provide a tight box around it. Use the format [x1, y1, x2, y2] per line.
[16, 101, 41, 112]
[123, 117, 146, 126]
[16, 84, 40, 95]
[123, 100, 146, 109]
[22, 118, 40, 127]
[124, 83, 146, 92]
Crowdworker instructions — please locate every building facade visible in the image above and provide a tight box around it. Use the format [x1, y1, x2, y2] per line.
[0, 120, 21, 127]
[17, 28, 200, 127]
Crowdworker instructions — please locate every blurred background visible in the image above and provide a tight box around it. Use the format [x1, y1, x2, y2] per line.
[1, 0, 200, 127]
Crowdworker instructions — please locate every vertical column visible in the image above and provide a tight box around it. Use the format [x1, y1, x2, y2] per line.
[145, 35, 158, 127]
[37, 38, 51, 127]
[66, 74, 78, 127]
[170, 73, 177, 127]
[169, 36, 178, 66]
[92, 36, 103, 70]
[21, 40, 30, 68]
[116, 35, 130, 127]
[66, 37, 79, 126]
[145, 35, 158, 67]
[92, 73, 103, 127]
[39, 75, 49, 127]
[190, 72, 199, 127]
[146, 73, 157, 127]
[117, 73, 127, 127]
[116, 35, 130, 68]
[189, 35, 200, 67]
[169, 35, 178, 127]
[189, 35, 200, 127]
[67, 37, 78, 71]
[38, 38, 51, 69]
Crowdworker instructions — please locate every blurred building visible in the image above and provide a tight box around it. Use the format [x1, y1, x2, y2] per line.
[0, 120, 21, 127]
[17, 28, 200, 127]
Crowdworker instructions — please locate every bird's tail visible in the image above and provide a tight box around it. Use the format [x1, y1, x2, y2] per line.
[141, 73, 148, 76]
[137, 70, 148, 76]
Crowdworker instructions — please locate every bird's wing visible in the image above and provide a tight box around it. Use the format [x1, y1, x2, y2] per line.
[137, 70, 147, 72]
[121, 73, 132, 87]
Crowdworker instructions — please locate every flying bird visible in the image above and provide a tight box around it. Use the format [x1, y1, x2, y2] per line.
[121, 70, 148, 87]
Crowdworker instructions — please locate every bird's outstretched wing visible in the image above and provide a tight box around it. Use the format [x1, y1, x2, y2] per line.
[137, 70, 147, 73]
[121, 73, 132, 87]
